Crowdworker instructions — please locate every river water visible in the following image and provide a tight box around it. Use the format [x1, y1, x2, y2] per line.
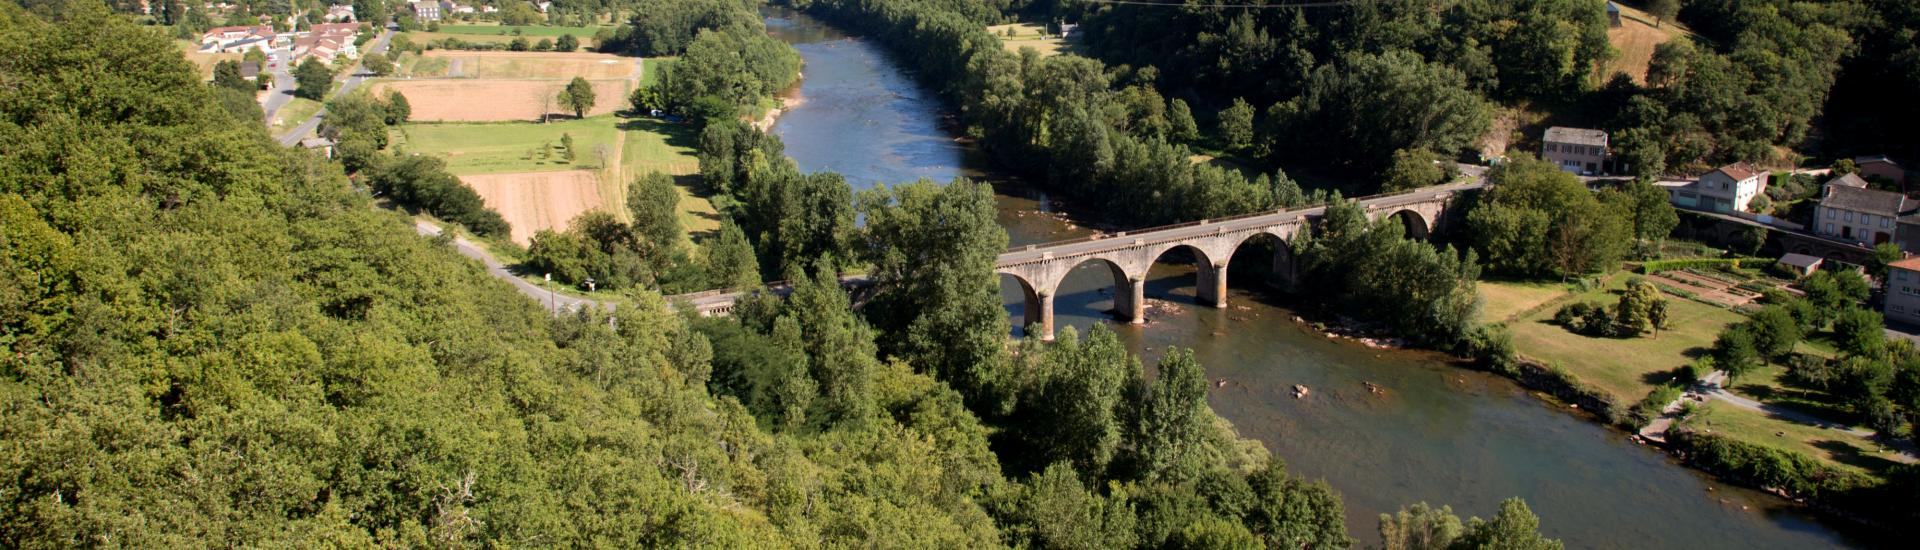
[763, 8, 1863, 548]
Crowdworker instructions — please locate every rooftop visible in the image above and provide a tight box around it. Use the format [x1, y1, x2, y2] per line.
[1711, 162, 1761, 182]
[1822, 184, 1911, 215]
[1888, 256, 1920, 272]
[1543, 126, 1607, 147]
[1778, 253, 1823, 269]
[1828, 173, 1870, 189]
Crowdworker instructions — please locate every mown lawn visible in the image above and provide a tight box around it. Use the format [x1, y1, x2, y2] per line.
[1476, 279, 1574, 324]
[641, 57, 675, 88]
[175, 39, 239, 79]
[271, 98, 322, 134]
[1506, 274, 1745, 402]
[392, 116, 621, 175]
[986, 23, 1073, 57]
[1602, 3, 1695, 84]
[1681, 400, 1903, 480]
[618, 118, 716, 243]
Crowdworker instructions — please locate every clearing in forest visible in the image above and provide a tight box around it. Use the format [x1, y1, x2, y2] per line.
[1603, 2, 1695, 84]
[986, 23, 1072, 57]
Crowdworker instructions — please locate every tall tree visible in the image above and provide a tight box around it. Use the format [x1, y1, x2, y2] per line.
[1126, 348, 1211, 482]
[1455, 498, 1563, 550]
[704, 220, 761, 291]
[627, 171, 682, 255]
[384, 89, 411, 125]
[1168, 98, 1199, 143]
[1648, 0, 1680, 28]
[293, 56, 333, 100]
[212, 59, 252, 91]
[555, 33, 579, 52]
[1467, 157, 1630, 278]
[558, 76, 597, 119]
[1219, 97, 1255, 152]
[856, 179, 1009, 407]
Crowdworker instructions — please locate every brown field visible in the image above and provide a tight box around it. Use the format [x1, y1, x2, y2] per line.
[1604, 3, 1695, 84]
[421, 50, 639, 80]
[463, 170, 605, 246]
[371, 79, 630, 122]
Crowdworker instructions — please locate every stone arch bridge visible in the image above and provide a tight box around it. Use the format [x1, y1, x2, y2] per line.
[678, 183, 1480, 339]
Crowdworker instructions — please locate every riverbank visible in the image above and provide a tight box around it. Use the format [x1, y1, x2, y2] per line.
[751, 83, 805, 132]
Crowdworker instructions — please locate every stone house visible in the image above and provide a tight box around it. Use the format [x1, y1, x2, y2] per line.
[1541, 126, 1608, 175]
[1854, 155, 1913, 190]
[1816, 173, 1911, 246]
[409, 0, 441, 21]
[1884, 257, 1920, 325]
[1689, 162, 1768, 213]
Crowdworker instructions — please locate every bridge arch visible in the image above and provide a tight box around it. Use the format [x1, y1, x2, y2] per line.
[998, 272, 1043, 338]
[1228, 229, 1299, 290]
[1388, 209, 1431, 240]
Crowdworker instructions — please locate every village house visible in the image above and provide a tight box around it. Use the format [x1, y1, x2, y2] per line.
[199, 24, 275, 52]
[1884, 257, 1920, 325]
[1853, 155, 1913, 189]
[1815, 173, 1912, 246]
[291, 23, 361, 63]
[1666, 162, 1768, 214]
[1541, 126, 1609, 175]
[409, 0, 442, 21]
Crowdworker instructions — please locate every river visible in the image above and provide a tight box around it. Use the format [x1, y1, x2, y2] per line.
[762, 8, 1864, 548]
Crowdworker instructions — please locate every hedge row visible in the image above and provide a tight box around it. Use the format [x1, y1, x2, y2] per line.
[1639, 258, 1761, 274]
[1664, 429, 1875, 500]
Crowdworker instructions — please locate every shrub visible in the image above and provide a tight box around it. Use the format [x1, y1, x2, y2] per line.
[1640, 258, 1756, 274]
[1629, 384, 1685, 428]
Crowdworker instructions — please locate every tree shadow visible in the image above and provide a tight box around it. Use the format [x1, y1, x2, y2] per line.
[1808, 439, 1904, 472]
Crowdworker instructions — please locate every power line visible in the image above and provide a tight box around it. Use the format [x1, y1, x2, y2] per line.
[1071, 0, 1380, 8]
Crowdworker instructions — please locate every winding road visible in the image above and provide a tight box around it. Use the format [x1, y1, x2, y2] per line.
[274, 26, 399, 146]
[413, 220, 611, 314]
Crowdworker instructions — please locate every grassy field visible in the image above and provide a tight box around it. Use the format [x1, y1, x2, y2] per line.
[1477, 279, 1575, 324]
[396, 52, 451, 77]
[641, 57, 675, 88]
[986, 23, 1074, 57]
[1682, 400, 1904, 479]
[393, 117, 623, 175]
[1603, 2, 1695, 84]
[1504, 273, 1747, 402]
[176, 40, 239, 79]
[270, 98, 322, 134]
[617, 118, 716, 243]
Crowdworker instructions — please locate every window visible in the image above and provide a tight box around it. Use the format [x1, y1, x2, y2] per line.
[1897, 305, 1907, 313]
[1828, 208, 1836, 219]
[1900, 271, 1910, 282]
[1845, 211, 1854, 223]
[1546, 144, 1557, 153]
[1884, 218, 1893, 229]
[1827, 223, 1836, 234]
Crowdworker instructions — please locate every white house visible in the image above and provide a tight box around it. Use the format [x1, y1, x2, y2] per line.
[1667, 162, 1768, 213]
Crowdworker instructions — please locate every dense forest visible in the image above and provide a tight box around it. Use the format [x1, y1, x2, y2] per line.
[0, 2, 1579, 546]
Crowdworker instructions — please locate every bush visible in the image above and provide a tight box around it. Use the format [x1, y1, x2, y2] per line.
[1667, 430, 1875, 500]
[1461, 324, 1517, 374]
[1629, 384, 1685, 428]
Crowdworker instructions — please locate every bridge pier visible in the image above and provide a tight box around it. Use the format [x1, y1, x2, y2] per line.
[1196, 262, 1228, 308]
[1025, 291, 1056, 341]
[1119, 277, 1146, 324]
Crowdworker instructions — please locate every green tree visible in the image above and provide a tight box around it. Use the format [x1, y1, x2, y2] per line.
[509, 35, 530, 51]
[293, 56, 334, 100]
[535, 38, 553, 51]
[1455, 498, 1563, 550]
[1748, 305, 1802, 361]
[555, 33, 579, 52]
[1382, 147, 1447, 192]
[704, 220, 761, 291]
[361, 52, 394, 76]
[1614, 279, 1662, 337]
[1169, 98, 1199, 143]
[1714, 325, 1762, 382]
[1648, 0, 1680, 28]
[627, 171, 683, 255]
[998, 462, 1138, 549]
[1869, 242, 1903, 281]
[1467, 156, 1631, 278]
[1270, 50, 1492, 176]
[857, 179, 1009, 407]
[1127, 348, 1211, 481]
[212, 59, 252, 91]
[1649, 298, 1671, 338]
[559, 76, 597, 119]
[1219, 97, 1255, 151]
[1378, 503, 1463, 550]
[1834, 308, 1887, 358]
[384, 89, 410, 125]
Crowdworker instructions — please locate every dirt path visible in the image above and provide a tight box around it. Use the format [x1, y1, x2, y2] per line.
[413, 220, 611, 315]
[603, 128, 629, 221]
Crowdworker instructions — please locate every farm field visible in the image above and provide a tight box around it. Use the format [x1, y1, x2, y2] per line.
[419, 50, 638, 80]
[392, 117, 621, 176]
[1603, 2, 1695, 84]
[462, 170, 605, 246]
[371, 79, 629, 121]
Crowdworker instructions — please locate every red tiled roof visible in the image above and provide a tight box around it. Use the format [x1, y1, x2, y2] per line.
[1714, 162, 1761, 181]
[1888, 256, 1920, 272]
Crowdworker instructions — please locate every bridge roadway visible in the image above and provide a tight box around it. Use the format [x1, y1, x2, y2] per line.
[677, 181, 1482, 339]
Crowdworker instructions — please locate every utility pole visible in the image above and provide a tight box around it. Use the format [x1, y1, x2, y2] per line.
[545, 272, 556, 316]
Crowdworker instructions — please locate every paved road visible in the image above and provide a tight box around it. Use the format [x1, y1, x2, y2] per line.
[260, 47, 297, 122]
[1697, 371, 1917, 462]
[413, 220, 612, 315]
[275, 27, 398, 146]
